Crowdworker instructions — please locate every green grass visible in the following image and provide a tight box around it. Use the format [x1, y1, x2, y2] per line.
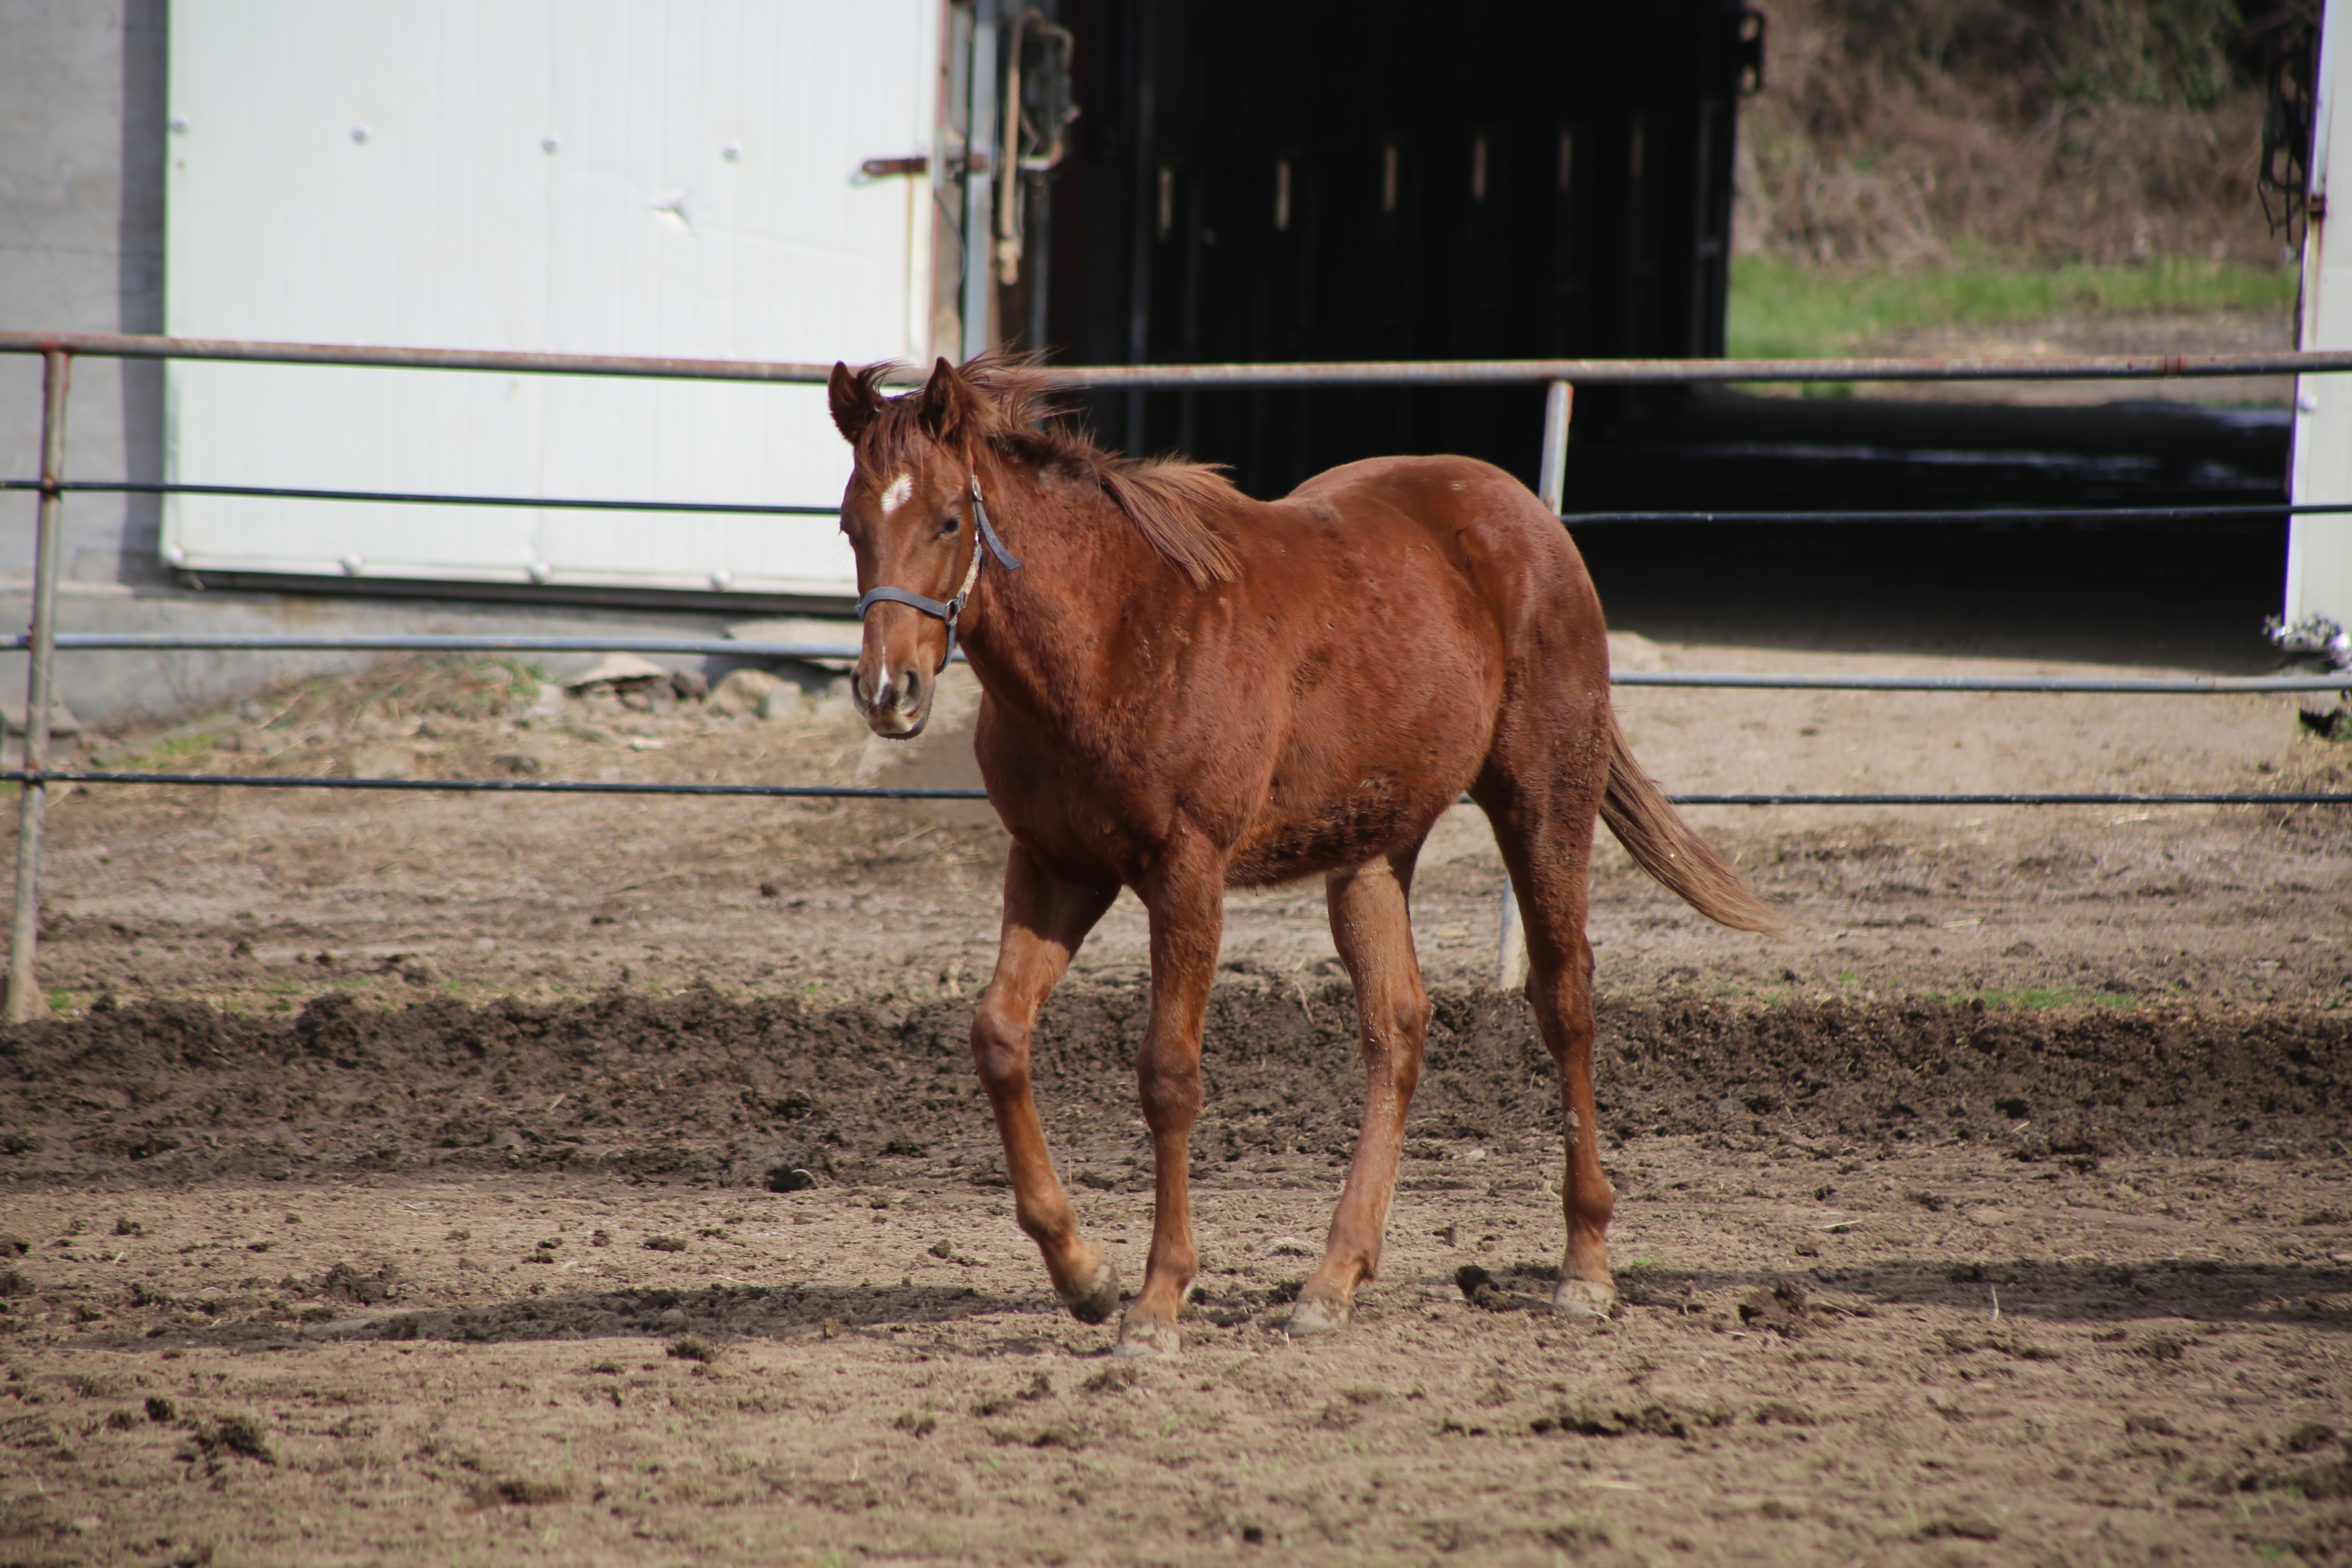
[1727, 254, 2299, 363]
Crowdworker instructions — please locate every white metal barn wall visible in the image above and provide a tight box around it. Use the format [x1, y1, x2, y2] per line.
[162, 0, 941, 599]
[2291, 0, 2352, 636]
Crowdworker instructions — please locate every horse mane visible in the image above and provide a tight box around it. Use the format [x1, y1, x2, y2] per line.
[846, 354, 1243, 588]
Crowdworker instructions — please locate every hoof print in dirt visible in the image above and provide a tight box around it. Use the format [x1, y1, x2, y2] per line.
[1529, 1399, 1724, 1439]
[1737, 1278, 1812, 1338]
[1081, 1363, 1145, 1394]
[1454, 1264, 1542, 1313]
[319, 1261, 401, 1305]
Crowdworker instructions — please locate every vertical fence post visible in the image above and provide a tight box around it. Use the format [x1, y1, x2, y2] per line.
[1496, 381, 1575, 993]
[7, 349, 70, 1024]
[1537, 378, 1573, 515]
[961, 0, 1001, 362]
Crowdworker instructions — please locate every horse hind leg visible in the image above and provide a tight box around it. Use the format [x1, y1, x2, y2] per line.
[1290, 846, 1429, 1336]
[1489, 801, 1616, 1319]
[972, 846, 1123, 1324]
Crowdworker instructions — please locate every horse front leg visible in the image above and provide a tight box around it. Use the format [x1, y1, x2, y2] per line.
[1117, 852, 1225, 1357]
[1290, 846, 1429, 1335]
[973, 845, 1122, 1323]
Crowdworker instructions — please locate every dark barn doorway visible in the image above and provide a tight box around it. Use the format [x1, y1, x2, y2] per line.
[969, 1, 2288, 668]
[1004, 0, 1758, 498]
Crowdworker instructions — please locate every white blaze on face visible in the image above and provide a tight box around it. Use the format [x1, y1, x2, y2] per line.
[878, 472, 914, 516]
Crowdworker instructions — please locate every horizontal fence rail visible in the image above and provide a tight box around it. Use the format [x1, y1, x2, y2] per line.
[8, 632, 2352, 695]
[0, 479, 838, 517]
[5, 330, 2352, 385]
[1563, 502, 2352, 526]
[7, 328, 2352, 1018]
[6, 770, 2347, 811]
[11, 484, 2350, 533]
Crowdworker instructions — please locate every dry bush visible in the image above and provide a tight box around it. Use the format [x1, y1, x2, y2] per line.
[1737, 0, 2290, 267]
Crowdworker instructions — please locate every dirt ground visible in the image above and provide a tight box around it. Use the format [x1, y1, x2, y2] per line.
[2, 628, 2349, 1566]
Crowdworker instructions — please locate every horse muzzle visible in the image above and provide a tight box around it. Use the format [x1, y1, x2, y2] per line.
[853, 657, 932, 739]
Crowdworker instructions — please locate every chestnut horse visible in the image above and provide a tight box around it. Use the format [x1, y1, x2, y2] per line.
[828, 354, 1774, 1356]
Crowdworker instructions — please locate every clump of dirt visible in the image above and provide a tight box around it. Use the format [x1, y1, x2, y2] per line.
[1, 986, 2342, 1189]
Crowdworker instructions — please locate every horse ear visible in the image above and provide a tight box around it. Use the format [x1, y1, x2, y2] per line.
[918, 356, 981, 440]
[828, 361, 882, 444]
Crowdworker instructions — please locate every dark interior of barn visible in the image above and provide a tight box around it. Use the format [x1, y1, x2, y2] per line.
[993, 0, 2290, 668]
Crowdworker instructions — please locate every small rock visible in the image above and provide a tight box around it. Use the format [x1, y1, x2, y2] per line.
[668, 669, 709, 702]
[627, 736, 666, 752]
[711, 668, 787, 716]
[1261, 1236, 1316, 1257]
[563, 653, 668, 691]
[755, 685, 806, 722]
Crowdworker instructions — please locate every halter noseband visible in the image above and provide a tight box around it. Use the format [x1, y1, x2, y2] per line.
[853, 472, 1024, 671]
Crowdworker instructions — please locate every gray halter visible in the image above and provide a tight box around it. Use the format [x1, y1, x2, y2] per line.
[854, 473, 1024, 670]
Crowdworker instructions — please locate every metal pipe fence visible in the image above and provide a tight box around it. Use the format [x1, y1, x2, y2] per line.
[4, 330, 2351, 1017]
[9, 632, 2351, 695]
[6, 330, 2350, 385]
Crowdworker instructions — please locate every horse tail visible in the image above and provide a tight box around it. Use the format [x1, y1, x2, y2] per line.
[1599, 710, 1782, 935]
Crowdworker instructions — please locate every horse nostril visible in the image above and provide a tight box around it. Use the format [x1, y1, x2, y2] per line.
[902, 668, 923, 706]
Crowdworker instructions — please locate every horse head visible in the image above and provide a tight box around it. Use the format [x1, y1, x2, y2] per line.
[828, 356, 995, 739]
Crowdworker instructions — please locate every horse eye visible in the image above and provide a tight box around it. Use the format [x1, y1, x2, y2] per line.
[936, 512, 962, 539]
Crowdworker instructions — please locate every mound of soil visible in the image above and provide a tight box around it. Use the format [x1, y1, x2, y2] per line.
[4, 986, 2343, 1190]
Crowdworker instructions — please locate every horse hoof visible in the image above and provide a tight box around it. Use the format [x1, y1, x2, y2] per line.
[1060, 1259, 1122, 1326]
[1552, 1278, 1619, 1320]
[1113, 1316, 1181, 1358]
[1285, 1294, 1352, 1338]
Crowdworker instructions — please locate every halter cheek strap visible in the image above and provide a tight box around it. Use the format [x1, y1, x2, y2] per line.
[853, 473, 1024, 672]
